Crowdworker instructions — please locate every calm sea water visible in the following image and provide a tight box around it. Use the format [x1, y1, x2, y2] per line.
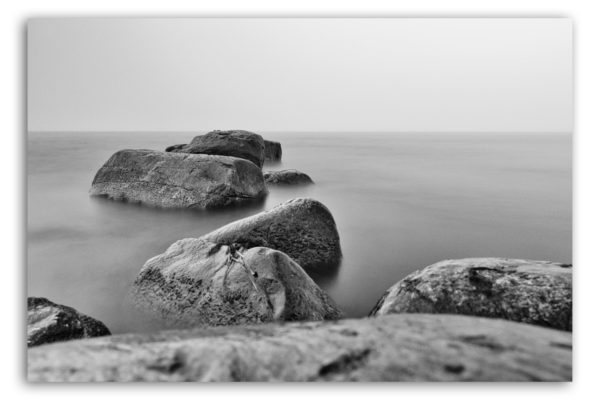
[27, 131, 572, 334]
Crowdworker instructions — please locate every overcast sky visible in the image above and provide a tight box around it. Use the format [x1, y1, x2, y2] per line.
[27, 18, 572, 133]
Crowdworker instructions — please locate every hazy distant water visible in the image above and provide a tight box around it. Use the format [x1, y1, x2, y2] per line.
[27, 131, 572, 334]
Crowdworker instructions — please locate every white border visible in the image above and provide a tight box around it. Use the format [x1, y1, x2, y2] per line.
[4, 0, 596, 398]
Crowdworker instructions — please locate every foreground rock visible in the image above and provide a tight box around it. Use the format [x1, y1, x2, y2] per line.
[370, 258, 572, 331]
[27, 297, 110, 347]
[132, 239, 341, 326]
[169, 130, 265, 168]
[27, 313, 572, 382]
[202, 198, 341, 270]
[90, 150, 266, 209]
[264, 170, 313, 185]
[264, 140, 282, 162]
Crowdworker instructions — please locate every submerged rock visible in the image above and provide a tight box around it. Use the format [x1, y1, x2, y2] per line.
[27, 297, 110, 347]
[132, 239, 341, 326]
[170, 130, 265, 168]
[90, 150, 267, 209]
[264, 170, 313, 185]
[202, 198, 341, 270]
[264, 140, 282, 162]
[27, 313, 572, 382]
[369, 258, 572, 331]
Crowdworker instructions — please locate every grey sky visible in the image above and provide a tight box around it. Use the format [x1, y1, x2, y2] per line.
[27, 18, 572, 133]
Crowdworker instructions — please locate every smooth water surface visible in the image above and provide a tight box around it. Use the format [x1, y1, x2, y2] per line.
[27, 131, 572, 333]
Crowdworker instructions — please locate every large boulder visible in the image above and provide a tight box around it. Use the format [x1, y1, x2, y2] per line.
[264, 170, 313, 185]
[202, 198, 341, 270]
[369, 258, 572, 331]
[132, 239, 341, 327]
[27, 313, 572, 382]
[90, 150, 267, 209]
[27, 297, 110, 347]
[264, 140, 282, 162]
[170, 130, 265, 168]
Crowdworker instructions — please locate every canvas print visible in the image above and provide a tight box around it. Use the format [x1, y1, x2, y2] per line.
[26, 18, 573, 382]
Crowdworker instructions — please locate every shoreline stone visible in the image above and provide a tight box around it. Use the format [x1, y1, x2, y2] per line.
[27, 313, 572, 382]
[27, 297, 110, 347]
[132, 240, 342, 327]
[201, 198, 341, 270]
[369, 258, 572, 331]
[90, 149, 267, 209]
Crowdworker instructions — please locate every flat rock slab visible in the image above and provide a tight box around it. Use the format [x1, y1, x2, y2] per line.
[264, 169, 313, 185]
[133, 240, 341, 327]
[170, 130, 265, 168]
[90, 149, 266, 209]
[27, 297, 110, 347]
[27, 314, 572, 382]
[201, 198, 341, 270]
[370, 258, 572, 331]
[264, 140, 282, 162]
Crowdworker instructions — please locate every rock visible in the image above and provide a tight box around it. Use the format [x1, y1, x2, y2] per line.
[264, 140, 282, 162]
[171, 130, 265, 168]
[264, 170, 313, 185]
[369, 258, 572, 331]
[132, 239, 341, 326]
[165, 144, 186, 152]
[27, 297, 110, 347]
[90, 149, 267, 209]
[27, 313, 572, 382]
[202, 198, 341, 270]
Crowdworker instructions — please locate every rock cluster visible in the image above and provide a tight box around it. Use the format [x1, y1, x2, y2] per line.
[37, 129, 572, 382]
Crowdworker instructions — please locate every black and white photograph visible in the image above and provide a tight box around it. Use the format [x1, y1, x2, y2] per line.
[25, 17, 573, 382]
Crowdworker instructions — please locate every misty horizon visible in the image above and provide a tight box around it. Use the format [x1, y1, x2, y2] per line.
[28, 18, 572, 133]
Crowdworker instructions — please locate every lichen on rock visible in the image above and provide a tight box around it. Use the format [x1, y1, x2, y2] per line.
[369, 258, 572, 331]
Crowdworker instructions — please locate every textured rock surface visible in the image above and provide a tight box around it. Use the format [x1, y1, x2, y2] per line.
[370, 258, 572, 331]
[27, 314, 572, 382]
[90, 149, 267, 209]
[202, 198, 341, 270]
[133, 239, 341, 327]
[264, 169, 313, 185]
[171, 130, 265, 168]
[264, 140, 282, 162]
[27, 297, 110, 347]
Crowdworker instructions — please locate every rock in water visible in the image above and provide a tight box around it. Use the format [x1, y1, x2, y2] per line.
[264, 170, 313, 185]
[165, 144, 186, 152]
[27, 314, 572, 382]
[27, 297, 110, 347]
[90, 150, 267, 209]
[132, 239, 341, 326]
[264, 140, 282, 162]
[369, 258, 572, 331]
[202, 198, 341, 270]
[171, 130, 265, 168]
